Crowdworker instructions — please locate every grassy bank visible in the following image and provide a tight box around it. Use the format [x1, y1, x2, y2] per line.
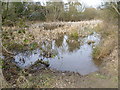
[92, 21, 118, 60]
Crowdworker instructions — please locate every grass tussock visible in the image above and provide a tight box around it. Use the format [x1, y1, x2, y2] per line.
[70, 32, 79, 40]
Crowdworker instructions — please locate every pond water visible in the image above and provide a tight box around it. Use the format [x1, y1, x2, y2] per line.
[14, 32, 101, 75]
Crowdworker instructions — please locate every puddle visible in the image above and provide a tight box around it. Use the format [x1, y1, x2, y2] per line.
[13, 32, 101, 75]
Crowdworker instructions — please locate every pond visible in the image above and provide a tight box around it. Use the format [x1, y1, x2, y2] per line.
[13, 32, 101, 75]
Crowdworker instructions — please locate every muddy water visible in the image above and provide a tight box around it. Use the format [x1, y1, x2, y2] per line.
[14, 32, 101, 75]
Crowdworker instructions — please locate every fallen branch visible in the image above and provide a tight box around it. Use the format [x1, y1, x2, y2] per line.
[31, 59, 49, 68]
[37, 59, 49, 67]
[1, 43, 14, 55]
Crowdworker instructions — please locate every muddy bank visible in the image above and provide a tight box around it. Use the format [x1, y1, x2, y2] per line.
[51, 46, 118, 88]
[25, 46, 117, 88]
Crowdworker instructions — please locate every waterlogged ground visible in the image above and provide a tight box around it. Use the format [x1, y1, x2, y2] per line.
[14, 32, 101, 75]
[1, 20, 118, 88]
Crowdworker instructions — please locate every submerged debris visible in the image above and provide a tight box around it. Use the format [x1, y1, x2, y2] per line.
[87, 40, 95, 45]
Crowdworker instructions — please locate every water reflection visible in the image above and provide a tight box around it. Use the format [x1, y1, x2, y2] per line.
[13, 32, 101, 75]
[49, 43, 98, 75]
[55, 35, 64, 48]
[67, 39, 80, 52]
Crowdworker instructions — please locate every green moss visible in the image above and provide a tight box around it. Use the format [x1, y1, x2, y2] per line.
[24, 39, 29, 43]
[18, 29, 26, 34]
